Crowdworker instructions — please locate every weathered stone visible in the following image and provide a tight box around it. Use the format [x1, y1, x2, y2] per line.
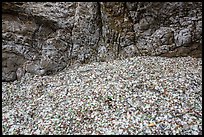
[175, 28, 192, 47]
[16, 67, 25, 81]
[2, 2, 202, 82]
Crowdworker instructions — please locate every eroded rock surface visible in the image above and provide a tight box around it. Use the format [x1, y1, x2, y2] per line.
[2, 2, 202, 81]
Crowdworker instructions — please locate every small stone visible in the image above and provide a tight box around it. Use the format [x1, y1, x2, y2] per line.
[148, 123, 156, 127]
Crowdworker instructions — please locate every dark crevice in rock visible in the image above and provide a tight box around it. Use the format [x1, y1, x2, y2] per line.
[2, 2, 26, 15]
[97, 2, 103, 58]
[97, 2, 103, 42]
[159, 43, 202, 58]
[31, 24, 43, 52]
[96, 2, 104, 61]
[117, 33, 121, 58]
[32, 15, 59, 31]
[124, 3, 143, 56]
[68, 9, 76, 66]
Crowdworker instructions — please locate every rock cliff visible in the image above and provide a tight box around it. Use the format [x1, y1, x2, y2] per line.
[2, 2, 202, 82]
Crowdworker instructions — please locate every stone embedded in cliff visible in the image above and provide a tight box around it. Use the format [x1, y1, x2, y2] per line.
[2, 52, 26, 82]
[151, 27, 175, 55]
[175, 28, 192, 47]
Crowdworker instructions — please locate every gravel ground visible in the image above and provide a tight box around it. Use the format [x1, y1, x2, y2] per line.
[2, 56, 202, 135]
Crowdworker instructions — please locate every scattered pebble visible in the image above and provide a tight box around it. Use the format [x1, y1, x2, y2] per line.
[2, 56, 202, 135]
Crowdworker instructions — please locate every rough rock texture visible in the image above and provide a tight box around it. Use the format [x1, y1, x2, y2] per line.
[2, 2, 202, 82]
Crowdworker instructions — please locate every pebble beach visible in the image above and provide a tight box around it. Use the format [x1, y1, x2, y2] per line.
[2, 56, 202, 135]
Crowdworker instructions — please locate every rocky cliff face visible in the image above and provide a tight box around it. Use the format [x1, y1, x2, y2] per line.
[2, 2, 202, 82]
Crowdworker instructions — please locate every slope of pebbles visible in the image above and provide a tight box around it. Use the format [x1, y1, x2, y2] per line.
[2, 56, 202, 135]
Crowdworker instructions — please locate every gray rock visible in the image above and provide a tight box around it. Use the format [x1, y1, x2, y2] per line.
[2, 2, 202, 82]
[175, 28, 192, 47]
[16, 67, 25, 81]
